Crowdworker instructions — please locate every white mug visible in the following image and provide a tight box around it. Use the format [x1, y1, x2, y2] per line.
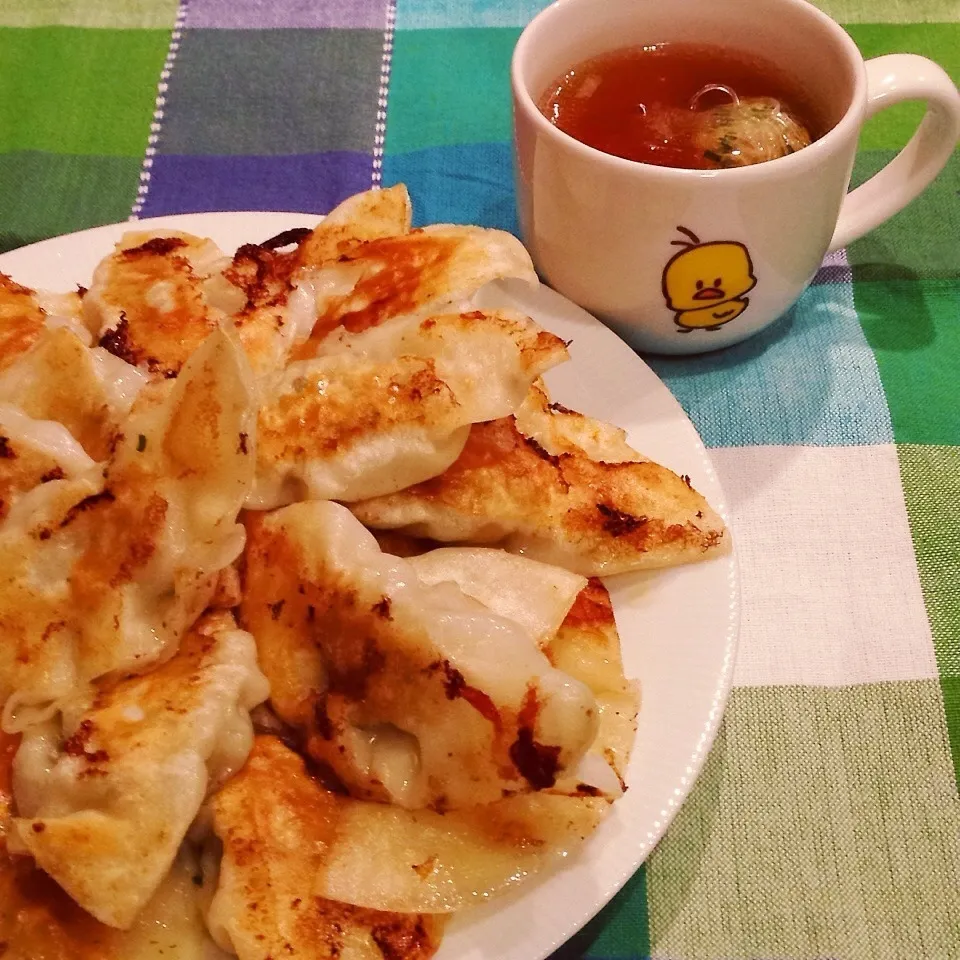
[511, 0, 960, 354]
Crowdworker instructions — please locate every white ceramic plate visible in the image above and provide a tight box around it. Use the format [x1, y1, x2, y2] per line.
[0, 212, 740, 960]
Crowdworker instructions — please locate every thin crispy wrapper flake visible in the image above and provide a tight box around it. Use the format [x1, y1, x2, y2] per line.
[210, 736, 606, 920]
[208, 737, 444, 960]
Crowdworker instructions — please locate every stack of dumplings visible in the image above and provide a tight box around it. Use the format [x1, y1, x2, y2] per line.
[0, 184, 727, 960]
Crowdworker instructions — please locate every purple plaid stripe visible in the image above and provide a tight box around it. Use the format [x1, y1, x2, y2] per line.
[185, 0, 386, 30]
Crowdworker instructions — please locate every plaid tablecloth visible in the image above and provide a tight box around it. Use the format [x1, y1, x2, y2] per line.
[1, 1, 958, 957]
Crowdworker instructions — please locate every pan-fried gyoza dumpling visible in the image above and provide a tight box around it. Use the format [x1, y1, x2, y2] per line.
[0, 273, 88, 369]
[8, 611, 268, 929]
[207, 737, 444, 960]
[404, 556, 636, 798]
[310, 308, 569, 419]
[240, 502, 599, 808]
[0, 855, 233, 960]
[292, 224, 538, 356]
[209, 737, 607, 920]
[0, 326, 147, 461]
[0, 273, 49, 369]
[0, 774, 232, 960]
[85, 231, 244, 378]
[0, 327, 256, 723]
[0, 404, 97, 522]
[248, 310, 568, 509]
[407, 547, 586, 647]
[295, 183, 413, 268]
[249, 354, 470, 508]
[351, 381, 728, 576]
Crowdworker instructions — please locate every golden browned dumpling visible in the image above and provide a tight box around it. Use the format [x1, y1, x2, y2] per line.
[292, 224, 537, 355]
[0, 328, 256, 721]
[249, 309, 567, 509]
[9, 612, 267, 929]
[208, 736, 607, 919]
[240, 501, 599, 809]
[295, 183, 413, 268]
[352, 381, 727, 576]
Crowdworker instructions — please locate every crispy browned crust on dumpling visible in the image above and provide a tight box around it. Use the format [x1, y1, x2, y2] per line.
[10, 611, 266, 929]
[89, 235, 220, 378]
[1, 729, 121, 960]
[211, 736, 607, 918]
[351, 405, 727, 576]
[259, 357, 459, 476]
[208, 736, 444, 960]
[296, 184, 413, 268]
[252, 355, 468, 506]
[1, 729, 229, 960]
[0, 274, 46, 371]
[0, 413, 92, 523]
[293, 225, 537, 354]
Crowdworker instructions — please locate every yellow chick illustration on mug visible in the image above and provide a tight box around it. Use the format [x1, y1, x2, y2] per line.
[662, 227, 757, 332]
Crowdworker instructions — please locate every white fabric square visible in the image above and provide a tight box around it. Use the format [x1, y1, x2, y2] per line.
[713, 444, 938, 687]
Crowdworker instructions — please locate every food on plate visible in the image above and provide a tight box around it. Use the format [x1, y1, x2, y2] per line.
[207, 736, 445, 960]
[240, 501, 601, 808]
[0, 403, 96, 521]
[207, 736, 607, 924]
[295, 181, 413, 267]
[0, 182, 726, 958]
[84, 231, 242, 379]
[351, 379, 726, 576]
[0, 326, 148, 460]
[291, 224, 538, 354]
[408, 547, 587, 646]
[9, 611, 267, 927]
[0, 327, 255, 721]
[1, 730, 230, 958]
[250, 310, 568, 508]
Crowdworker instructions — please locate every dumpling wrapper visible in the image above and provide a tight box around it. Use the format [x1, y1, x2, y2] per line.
[9, 611, 268, 929]
[85, 231, 243, 379]
[207, 737, 444, 960]
[545, 579, 639, 794]
[0, 273, 51, 369]
[224, 242, 320, 376]
[351, 381, 728, 576]
[248, 310, 567, 509]
[309, 307, 569, 420]
[209, 736, 607, 918]
[295, 183, 413, 268]
[0, 404, 96, 523]
[1, 730, 231, 959]
[0, 326, 256, 722]
[291, 223, 538, 357]
[240, 501, 599, 809]
[404, 556, 637, 797]
[249, 354, 470, 508]
[407, 547, 586, 647]
[0, 326, 147, 461]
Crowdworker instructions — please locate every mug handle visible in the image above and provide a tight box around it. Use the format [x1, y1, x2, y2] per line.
[828, 54, 960, 253]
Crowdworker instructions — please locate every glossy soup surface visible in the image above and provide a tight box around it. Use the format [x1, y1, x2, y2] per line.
[538, 43, 822, 169]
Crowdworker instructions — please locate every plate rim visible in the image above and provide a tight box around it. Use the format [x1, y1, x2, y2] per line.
[0, 211, 741, 960]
